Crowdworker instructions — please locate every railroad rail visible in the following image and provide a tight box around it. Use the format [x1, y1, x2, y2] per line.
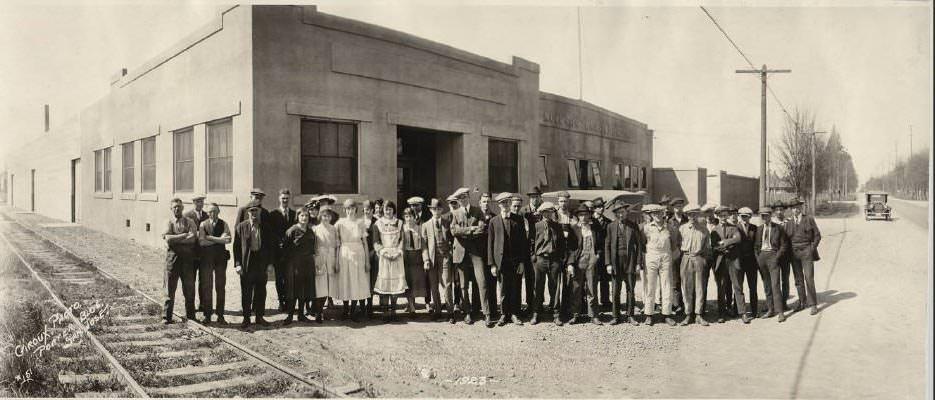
[0, 214, 361, 398]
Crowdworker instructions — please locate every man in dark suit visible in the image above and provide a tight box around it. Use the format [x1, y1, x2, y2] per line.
[604, 203, 642, 325]
[162, 198, 199, 323]
[478, 192, 498, 318]
[735, 207, 760, 317]
[267, 189, 297, 312]
[566, 204, 603, 325]
[712, 206, 750, 323]
[519, 187, 543, 316]
[450, 187, 491, 325]
[754, 206, 790, 322]
[530, 201, 566, 325]
[590, 197, 612, 311]
[183, 194, 209, 314]
[666, 197, 688, 315]
[233, 200, 277, 329]
[235, 188, 269, 227]
[487, 192, 527, 326]
[787, 200, 822, 315]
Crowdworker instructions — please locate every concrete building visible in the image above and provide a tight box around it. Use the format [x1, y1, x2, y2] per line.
[652, 166, 760, 209]
[706, 170, 759, 208]
[2, 5, 653, 248]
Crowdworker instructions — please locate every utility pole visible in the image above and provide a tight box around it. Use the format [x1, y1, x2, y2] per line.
[577, 7, 583, 101]
[802, 130, 826, 212]
[737, 65, 791, 208]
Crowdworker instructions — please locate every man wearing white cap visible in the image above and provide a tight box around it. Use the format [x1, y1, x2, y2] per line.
[408, 196, 431, 225]
[736, 206, 761, 317]
[487, 192, 527, 326]
[677, 204, 710, 325]
[450, 187, 492, 325]
[640, 204, 678, 326]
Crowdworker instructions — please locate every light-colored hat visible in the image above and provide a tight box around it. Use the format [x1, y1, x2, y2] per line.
[191, 194, 206, 201]
[319, 195, 338, 206]
[683, 203, 701, 213]
[446, 194, 460, 202]
[700, 203, 717, 213]
[556, 190, 571, 199]
[407, 196, 425, 205]
[536, 201, 557, 213]
[758, 206, 773, 215]
[343, 198, 358, 208]
[494, 192, 513, 203]
[642, 204, 666, 213]
[738, 206, 754, 216]
[452, 187, 471, 199]
[609, 202, 630, 214]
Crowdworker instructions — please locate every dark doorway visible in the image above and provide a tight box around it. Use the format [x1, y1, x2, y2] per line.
[71, 159, 80, 223]
[396, 127, 438, 208]
[30, 169, 36, 212]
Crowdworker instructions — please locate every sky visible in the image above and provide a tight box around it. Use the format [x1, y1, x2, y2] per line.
[0, 0, 931, 185]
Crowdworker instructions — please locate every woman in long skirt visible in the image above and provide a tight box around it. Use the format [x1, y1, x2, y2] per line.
[335, 198, 371, 321]
[283, 209, 316, 324]
[312, 206, 339, 323]
[372, 202, 408, 321]
[401, 208, 428, 315]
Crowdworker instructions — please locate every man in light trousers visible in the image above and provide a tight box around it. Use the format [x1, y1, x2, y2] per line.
[640, 204, 678, 326]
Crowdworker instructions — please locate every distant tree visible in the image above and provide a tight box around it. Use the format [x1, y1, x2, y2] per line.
[777, 108, 831, 199]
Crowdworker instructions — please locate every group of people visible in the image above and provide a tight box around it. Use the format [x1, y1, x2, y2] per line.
[161, 186, 822, 329]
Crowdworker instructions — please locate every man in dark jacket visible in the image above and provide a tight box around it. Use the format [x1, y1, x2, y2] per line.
[712, 206, 750, 323]
[736, 207, 760, 317]
[233, 200, 278, 329]
[604, 203, 642, 325]
[787, 200, 822, 315]
[487, 192, 528, 326]
[530, 201, 566, 325]
[267, 189, 297, 312]
[565, 204, 603, 325]
[590, 197, 612, 310]
[519, 187, 543, 317]
[162, 198, 199, 323]
[183, 194, 209, 314]
[754, 206, 790, 322]
[451, 187, 491, 325]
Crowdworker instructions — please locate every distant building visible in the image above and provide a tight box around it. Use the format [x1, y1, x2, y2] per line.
[652, 167, 760, 208]
[2, 5, 653, 248]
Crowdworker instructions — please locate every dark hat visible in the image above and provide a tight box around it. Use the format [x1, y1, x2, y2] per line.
[670, 197, 686, 206]
[658, 194, 672, 205]
[427, 198, 444, 208]
[787, 198, 805, 207]
[304, 199, 319, 210]
[249, 188, 266, 197]
[629, 202, 644, 213]
[246, 199, 262, 210]
[609, 202, 630, 213]
[526, 186, 543, 197]
[758, 206, 773, 215]
[591, 197, 605, 208]
[574, 204, 592, 216]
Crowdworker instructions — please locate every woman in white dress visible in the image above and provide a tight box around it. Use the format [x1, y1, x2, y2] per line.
[312, 205, 338, 323]
[372, 201, 408, 322]
[335, 198, 371, 321]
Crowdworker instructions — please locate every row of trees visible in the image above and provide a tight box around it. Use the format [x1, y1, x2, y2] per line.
[863, 151, 929, 201]
[776, 108, 858, 203]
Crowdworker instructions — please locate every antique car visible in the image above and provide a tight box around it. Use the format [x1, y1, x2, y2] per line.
[541, 189, 649, 220]
[864, 191, 892, 221]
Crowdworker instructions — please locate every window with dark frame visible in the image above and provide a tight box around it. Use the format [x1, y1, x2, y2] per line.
[300, 119, 358, 194]
[537, 155, 549, 188]
[141, 136, 156, 192]
[567, 159, 580, 188]
[207, 119, 233, 192]
[121, 142, 134, 192]
[591, 161, 603, 187]
[488, 139, 518, 193]
[613, 164, 622, 189]
[641, 167, 647, 189]
[94, 149, 102, 192]
[624, 164, 632, 188]
[173, 128, 194, 192]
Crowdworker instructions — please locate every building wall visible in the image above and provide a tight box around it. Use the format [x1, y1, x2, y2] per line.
[76, 5, 254, 248]
[537, 93, 653, 193]
[251, 5, 540, 205]
[652, 167, 707, 206]
[3, 115, 81, 221]
[708, 171, 759, 208]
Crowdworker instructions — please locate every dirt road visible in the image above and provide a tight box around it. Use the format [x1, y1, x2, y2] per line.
[2, 202, 929, 398]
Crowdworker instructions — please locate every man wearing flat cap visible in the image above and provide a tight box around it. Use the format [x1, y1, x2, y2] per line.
[530, 201, 566, 325]
[604, 202, 642, 325]
[233, 200, 278, 328]
[735, 206, 761, 317]
[565, 204, 603, 325]
[184, 194, 209, 315]
[236, 188, 269, 227]
[677, 204, 710, 325]
[519, 187, 544, 315]
[487, 192, 527, 326]
[408, 196, 432, 225]
[712, 205, 750, 323]
[589, 197, 612, 310]
[640, 204, 678, 326]
[785, 198, 822, 315]
[450, 188, 491, 325]
[421, 198, 455, 322]
[162, 197, 199, 324]
[754, 206, 789, 322]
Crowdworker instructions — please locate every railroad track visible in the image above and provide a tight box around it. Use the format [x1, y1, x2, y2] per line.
[0, 215, 362, 398]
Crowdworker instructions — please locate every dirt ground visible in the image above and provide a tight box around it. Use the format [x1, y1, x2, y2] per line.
[2, 200, 929, 398]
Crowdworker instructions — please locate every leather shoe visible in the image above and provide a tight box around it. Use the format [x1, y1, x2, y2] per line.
[216, 317, 228, 325]
[645, 316, 654, 326]
[283, 315, 294, 326]
[664, 317, 677, 326]
[530, 314, 539, 325]
[240, 318, 251, 329]
[795, 301, 805, 312]
[298, 315, 311, 323]
[609, 318, 620, 325]
[449, 317, 457, 324]
[809, 306, 818, 315]
[629, 317, 640, 326]
[201, 317, 211, 325]
[591, 317, 603, 326]
[464, 314, 474, 325]
[762, 311, 775, 319]
[698, 317, 709, 326]
[778, 313, 787, 323]
[741, 315, 752, 324]
[554, 318, 563, 326]
[484, 316, 495, 328]
[496, 316, 508, 326]
[511, 315, 524, 326]
[679, 316, 691, 326]
[256, 317, 271, 326]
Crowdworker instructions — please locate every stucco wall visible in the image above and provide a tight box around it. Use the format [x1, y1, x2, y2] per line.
[251, 5, 540, 205]
[538, 93, 653, 193]
[653, 167, 707, 206]
[708, 171, 759, 209]
[77, 5, 253, 248]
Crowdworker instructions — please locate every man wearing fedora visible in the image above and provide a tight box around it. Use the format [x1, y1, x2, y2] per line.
[754, 206, 789, 322]
[487, 192, 527, 326]
[786, 199, 822, 315]
[421, 198, 455, 322]
[450, 188, 491, 325]
[233, 200, 277, 328]
[712, 206, 751, 323]
[590, 197, 612, 310]
[184, 194, 209, 314]
[530, 201, 567, 325]
[640, 204, 678, 326]
[519, 187, 544, 316]
[604, 202, 642, 325]
[736, 206, 760, 317]
[566, 204, 603, 325]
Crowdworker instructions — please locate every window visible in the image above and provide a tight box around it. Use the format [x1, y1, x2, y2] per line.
[488, 139, 518, 193]
[173, 128, 194, 192]
[537, 155, 549, 188]
[630, 165, 639, 189]
[567, 158, 601, 188]
[301, 120, 358, 194]
[567, 159, 580, 188]
[121, 142, 134, 192]
[141, 136, 156, 192]
[94, 147, 112, 192]
[623, 164, 631, 188]
[207, 119, 233, 192]
[641, 167, 647, 189]
[590, 161, 603, 187]
[613, 164, 623, 189]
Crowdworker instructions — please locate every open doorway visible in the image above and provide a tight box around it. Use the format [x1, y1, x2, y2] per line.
[396, 126, 462, 207]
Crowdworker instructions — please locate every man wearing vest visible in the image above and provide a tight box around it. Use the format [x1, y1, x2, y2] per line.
[197, 202, 232, 324]
[678, 204, 710, 325]
[183, 194, 209, 313]
[787, 199, 822, 315]
[735, 206, 761, 317]
[604, 202, 642, 325]
[519, 187, 544, 317]
[268, 189, 297, 312]
[234, 200, 277, 329]
[162, 198, 199, 324]
[713, 206, 751, 323]
[566, 204, 603, 325]
[754, 206, 790, 322]
[487, 192, 527, 326]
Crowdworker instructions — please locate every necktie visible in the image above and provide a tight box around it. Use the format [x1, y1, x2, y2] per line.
[764, 224, 770, 248]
